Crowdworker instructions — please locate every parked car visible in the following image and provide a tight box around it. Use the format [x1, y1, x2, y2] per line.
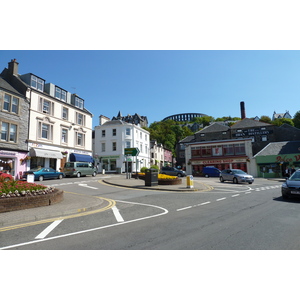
[160, 166, 186, 177]
[64, 162, 97, 178]
[0, 172, 13, 181]
[202, 167, 221, 178]
[22, 167, 64, 181]
[220, 169, 254, 184]
[282, 169, 300, 199]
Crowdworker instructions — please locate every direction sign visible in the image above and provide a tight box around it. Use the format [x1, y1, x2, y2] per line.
[124, 147, 140, 156]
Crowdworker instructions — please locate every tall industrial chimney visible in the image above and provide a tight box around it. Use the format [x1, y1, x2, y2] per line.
[240, 101, 246, 119]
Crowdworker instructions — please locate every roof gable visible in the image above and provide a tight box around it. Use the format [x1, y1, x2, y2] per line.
[231, 118, 272, 129]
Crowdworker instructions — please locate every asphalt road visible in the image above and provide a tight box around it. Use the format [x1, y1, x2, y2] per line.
[1, 177, 299, 250]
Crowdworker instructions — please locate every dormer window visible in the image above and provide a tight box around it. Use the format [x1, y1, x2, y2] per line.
[55, 87, 67, 101]
[75, 96, 84, 109]
[31, 75, 44, 91]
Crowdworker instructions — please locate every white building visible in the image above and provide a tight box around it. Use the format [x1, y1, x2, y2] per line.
[93, 116, 150, 173]
[150, 140, 164, 168]
[2, 59, 94, 171]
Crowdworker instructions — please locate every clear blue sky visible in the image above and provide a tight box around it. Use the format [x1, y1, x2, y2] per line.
[1, 50, 299, 129]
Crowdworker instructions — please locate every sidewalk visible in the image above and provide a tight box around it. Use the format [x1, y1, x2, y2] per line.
[0, 175, 207, 228]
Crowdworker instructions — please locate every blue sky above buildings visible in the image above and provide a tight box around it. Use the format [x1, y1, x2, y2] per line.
[1, 50, 299, 129]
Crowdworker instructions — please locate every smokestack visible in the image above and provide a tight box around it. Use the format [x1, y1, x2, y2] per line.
[240, 101, 246, 119]
[8, 59, 19, 76]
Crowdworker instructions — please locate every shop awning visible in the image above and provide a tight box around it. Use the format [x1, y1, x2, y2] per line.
[30, 148, 63, 159]
[69, 153, 94, 163]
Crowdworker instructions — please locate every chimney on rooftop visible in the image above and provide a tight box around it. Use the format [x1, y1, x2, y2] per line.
[8, 59, 19, 76]
[240, 101, 246, 119]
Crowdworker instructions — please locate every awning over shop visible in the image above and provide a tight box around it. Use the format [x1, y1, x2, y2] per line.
[30, 148, 63, 159]
[70, 153, 94, 163]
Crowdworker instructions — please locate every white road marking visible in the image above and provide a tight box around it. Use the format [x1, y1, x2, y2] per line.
[0, 200, 168, 250]
[245, 192, 251, 194]
[177, 206, 192, 211]
[112, 206, 124, 222]
[232, 194, 240, 197]
[78, 183, 98, 189]
[35, 220, 63, 239]
[216, 197, 226, 201]
[199, 201, 210, 206]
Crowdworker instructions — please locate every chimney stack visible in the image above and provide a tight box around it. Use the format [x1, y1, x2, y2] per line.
[8, 59, 19, 76]
[240, 101, 246, 119]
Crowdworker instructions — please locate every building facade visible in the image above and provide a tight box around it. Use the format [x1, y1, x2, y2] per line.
[0, 76, 29, 179]
[185, 138, 255, 176]
[1, 59, 93, 172]
[93, 119, 150, 173]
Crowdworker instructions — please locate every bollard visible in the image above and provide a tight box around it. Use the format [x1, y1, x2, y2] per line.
[186, 175, 194, 188]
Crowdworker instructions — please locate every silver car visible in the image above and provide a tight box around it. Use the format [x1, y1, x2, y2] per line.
[282, 170, 300, 199]
[220, 169, 254, 184]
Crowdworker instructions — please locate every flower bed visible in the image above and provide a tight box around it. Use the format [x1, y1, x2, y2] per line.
[0, 178, 63, 213]
[132, 173, 182, 185]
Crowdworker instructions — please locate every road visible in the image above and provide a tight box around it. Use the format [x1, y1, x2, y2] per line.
[1, 176, 299, 250]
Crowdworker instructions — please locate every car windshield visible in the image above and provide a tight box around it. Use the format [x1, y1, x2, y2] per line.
[232, 170, 247, 175]
[29, 168, 43, 171]
[289, 172, 300, 181]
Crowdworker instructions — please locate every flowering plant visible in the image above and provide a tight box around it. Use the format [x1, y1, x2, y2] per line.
[61, 151, 68, 155]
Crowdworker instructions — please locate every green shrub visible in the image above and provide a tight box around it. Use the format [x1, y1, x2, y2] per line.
[150, 165, 159, 171]
[140, 167, 148, 173]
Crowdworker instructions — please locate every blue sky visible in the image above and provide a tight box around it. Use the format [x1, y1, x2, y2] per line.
[1, 50, 299, 129]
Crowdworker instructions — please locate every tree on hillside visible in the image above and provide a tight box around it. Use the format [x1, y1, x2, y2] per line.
[272, 118, 294, 127]
[191, 116, 214, 127]
[215, 116, 241, 122]
[293, 111, 300, 129]
[259, 115, 272, 124]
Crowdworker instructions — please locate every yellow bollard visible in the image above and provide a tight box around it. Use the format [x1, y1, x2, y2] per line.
[186, 175, 194, 188]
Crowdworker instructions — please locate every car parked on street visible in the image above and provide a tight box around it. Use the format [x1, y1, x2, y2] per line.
[160, 166, 186, 177]
[282, 169, 300, 199]
[0, 172, 13, 181]
[220, 169, 254, 184]
[22, 167, 65, 181]
[202, 166, 221, 178]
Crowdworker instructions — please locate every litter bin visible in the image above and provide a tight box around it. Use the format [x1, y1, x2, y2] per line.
[186, 175, 194, 188]
[145, 168, 158, 186]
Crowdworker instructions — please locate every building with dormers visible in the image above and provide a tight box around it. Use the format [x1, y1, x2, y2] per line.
[1, 59, 93, 172]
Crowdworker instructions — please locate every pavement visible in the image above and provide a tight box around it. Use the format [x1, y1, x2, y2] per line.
[0, 175, 209, 228]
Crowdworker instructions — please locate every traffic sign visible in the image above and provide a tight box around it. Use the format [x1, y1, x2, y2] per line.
[124, 147, 140, 156]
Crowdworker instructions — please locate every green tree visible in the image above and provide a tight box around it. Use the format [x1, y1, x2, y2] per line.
[293, 111, 300, 129]
[259, 115, 272, 124]
[272, 118, 294, 127]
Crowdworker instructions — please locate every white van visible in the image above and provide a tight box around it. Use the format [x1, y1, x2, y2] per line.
[64, 162, 97, 178]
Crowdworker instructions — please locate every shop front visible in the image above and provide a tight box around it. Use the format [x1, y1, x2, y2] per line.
[0, 149, 28, 179]
[98, 155, 120, 173]
[191, 157, 249, 176]
[254, 141, 300, 178]
[29, 147, 63, 170]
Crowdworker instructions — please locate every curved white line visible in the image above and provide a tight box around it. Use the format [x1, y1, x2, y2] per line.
[0, 200, 168, 250]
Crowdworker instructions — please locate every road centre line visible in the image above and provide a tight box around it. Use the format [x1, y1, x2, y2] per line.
[216, 197, 226, 201]
[177, 206, 192, 211]
[199, 201, 210, 206]
[232, 194, 240, 197]
[112, 206, 124, 222]
[35, 220, 63, 239]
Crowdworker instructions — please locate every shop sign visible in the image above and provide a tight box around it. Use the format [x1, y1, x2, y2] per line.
[192, 158, 246, 165]
[0, 150, 16, 156]
[276, 155, 300, 163]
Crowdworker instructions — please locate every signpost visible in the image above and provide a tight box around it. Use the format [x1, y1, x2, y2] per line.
[124, 148, 140, 179]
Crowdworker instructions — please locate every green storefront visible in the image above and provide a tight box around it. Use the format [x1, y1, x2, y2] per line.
[255, 153, 300, 178]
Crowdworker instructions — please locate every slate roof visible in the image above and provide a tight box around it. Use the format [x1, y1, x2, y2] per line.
[254, 141, 300, 157]
[231, 118, 272, 129]
[196, 122, 230, 134]
[0, 77, 23, 96]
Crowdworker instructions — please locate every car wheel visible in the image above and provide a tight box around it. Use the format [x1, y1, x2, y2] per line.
[233, 177, 238, 184]
[39, 176, 44, 181]
[178, 173, 183, 177]
[205, 174, 209, 178]
[77, 172, 81, 178]
[282, 193, 289, 199]
[220, 176, 224, 182]
[58, 174, 63, 179]
[92, 172, 96, 177]
[249, 182, 252, 184]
